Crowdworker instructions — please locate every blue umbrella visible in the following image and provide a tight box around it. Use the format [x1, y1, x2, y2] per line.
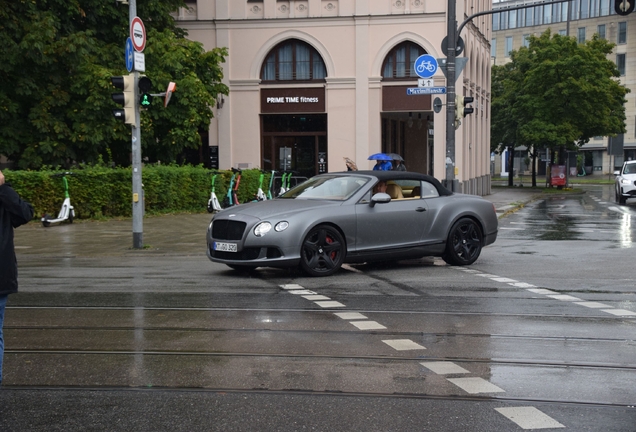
[368, 153, 392, 161]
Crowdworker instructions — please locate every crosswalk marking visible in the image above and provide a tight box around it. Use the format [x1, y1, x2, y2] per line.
[495, 407, 565, 429]
[420, 361, 469, 375]
[547, 294, 583, 302]
[350, 321, 387, 330]
[334, 312, 367, 320]
[602, 309, 636, 317]
[314, 301, 345, 308]
[382, 339, 426, 351]
[447, 377, 505, 394]
[302, 295, 330, 301]
[574, 301, 611, 309]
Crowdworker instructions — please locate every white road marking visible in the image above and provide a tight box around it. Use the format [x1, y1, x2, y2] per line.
[490, 277, 518, 283]
[334, 312, 367, 320]
[302, 295, 330, 301]
[608, 206, 626, 213]
[547, 294, 583, 302]
[510, 282, 536, 288]
[602, 309, 636, 317]
[314, 301, 345, 308]
[341, 263, 363, 273]
[495, 407, 565, 429]
[382, 339, 426, 351]
[475, 273, 499, 278]
[288, 290, 317, 295]
[280, 284, 304, 289]
[574, 301, 612, 309]
[527, 288, 558, 295]
[350, 321, 387, 330]
[420, 361, 469, 375]
[447, 377, 505, 394]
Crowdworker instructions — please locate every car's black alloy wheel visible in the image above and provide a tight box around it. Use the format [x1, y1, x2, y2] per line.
[300, 225, 346, 277]
[442, 217, 483, 266]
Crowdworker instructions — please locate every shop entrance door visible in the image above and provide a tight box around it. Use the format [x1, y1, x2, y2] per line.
[261, 114, 328, 179]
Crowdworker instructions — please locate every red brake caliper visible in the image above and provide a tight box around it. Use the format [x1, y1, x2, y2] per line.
[325, 236, 336, 260]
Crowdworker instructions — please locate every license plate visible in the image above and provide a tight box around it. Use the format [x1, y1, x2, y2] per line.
[213, 242, 237, 252]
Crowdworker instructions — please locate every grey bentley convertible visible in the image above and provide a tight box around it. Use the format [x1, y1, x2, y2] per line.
[207, 171, 498, 276]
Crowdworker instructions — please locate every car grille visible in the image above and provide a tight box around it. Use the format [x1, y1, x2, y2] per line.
[212, 220, 246, 240]
[210, 247, 283, 261]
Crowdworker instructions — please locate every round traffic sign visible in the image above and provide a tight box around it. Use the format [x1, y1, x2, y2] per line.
[441, 36, 465, 56]
[413, 54, 438, 79]
[130, 17, 146, 52]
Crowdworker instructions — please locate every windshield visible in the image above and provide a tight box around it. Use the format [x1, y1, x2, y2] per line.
[279, 175, 370, 200]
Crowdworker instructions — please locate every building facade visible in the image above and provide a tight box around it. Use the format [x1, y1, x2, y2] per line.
[492, 0, 636, 176]
[176, 0, 493, 195]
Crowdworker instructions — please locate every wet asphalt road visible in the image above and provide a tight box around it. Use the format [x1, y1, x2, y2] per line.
[1, 185, 635, 431]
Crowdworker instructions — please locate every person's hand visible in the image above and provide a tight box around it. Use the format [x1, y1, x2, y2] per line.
[0, 170, 5, 186]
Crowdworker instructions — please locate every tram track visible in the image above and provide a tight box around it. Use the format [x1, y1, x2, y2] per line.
[7, 304, 636, 320]
[2, 385, 635, 409]
[5, 348, 636, 371]
[5, 324, 635, 345]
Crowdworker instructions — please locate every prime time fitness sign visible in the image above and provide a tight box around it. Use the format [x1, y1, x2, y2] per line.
[261, 88, 325, 113]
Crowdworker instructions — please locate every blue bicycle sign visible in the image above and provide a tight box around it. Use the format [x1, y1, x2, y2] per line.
[414, 54, 438, 79]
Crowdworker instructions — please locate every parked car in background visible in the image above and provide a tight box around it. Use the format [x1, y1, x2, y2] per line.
[206, 171, 498, 276]
[614, 160, 636, 204]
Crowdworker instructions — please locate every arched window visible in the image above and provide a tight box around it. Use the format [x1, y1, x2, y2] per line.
[261, 40, 327, 82]
[382, 41, 427, 80]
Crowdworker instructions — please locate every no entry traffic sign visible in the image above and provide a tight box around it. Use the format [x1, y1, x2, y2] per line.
[130, 16, 146, 52]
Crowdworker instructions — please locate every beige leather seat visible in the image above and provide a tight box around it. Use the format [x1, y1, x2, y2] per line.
[386, 183, 404, 199]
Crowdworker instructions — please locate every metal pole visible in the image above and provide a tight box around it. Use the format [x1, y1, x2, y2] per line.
[444, 0, 458, 192]
[130, 0, 143, 249]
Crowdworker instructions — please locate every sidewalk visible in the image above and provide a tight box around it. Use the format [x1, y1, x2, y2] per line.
[13, 187, 541, 258]
[483, 186, 542, 218]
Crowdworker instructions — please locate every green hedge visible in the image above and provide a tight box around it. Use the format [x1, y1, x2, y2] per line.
[3, 166, 272, 220]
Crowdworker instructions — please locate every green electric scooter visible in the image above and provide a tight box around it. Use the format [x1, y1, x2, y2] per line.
[207, 171, 222, 213]
[41, 172, 75, 227]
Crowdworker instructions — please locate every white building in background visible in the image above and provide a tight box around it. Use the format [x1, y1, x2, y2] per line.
[492, 0, 636, 176]
[175, 0, 494, 195]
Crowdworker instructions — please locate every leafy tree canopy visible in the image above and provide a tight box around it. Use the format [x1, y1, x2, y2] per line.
[0, 0, 228, 169]
[491, 30, 629, 154]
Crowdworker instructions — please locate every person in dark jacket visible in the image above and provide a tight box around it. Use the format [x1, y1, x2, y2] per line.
[0, 170, 34, 385]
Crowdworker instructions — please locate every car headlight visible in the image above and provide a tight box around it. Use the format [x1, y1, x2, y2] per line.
[275, 221, 289, 232]
[254, 222, 272, 237]
[621, 178, 631, 184]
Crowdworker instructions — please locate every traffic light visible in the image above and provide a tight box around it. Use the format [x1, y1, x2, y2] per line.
[455, 95, 474, 125]
[460, 96, 474, 117]
[138, 76, 153, 108]
[111, 75, 137, 125]
[615, 0, 635, 15]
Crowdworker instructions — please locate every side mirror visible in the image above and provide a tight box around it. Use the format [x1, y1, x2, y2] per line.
[614, 171, 620, 176]
[369, 192, 391, 207]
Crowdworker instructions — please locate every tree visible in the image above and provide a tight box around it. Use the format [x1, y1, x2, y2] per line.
[0, 0, 228, 169]
[491, 30, 629, 187]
